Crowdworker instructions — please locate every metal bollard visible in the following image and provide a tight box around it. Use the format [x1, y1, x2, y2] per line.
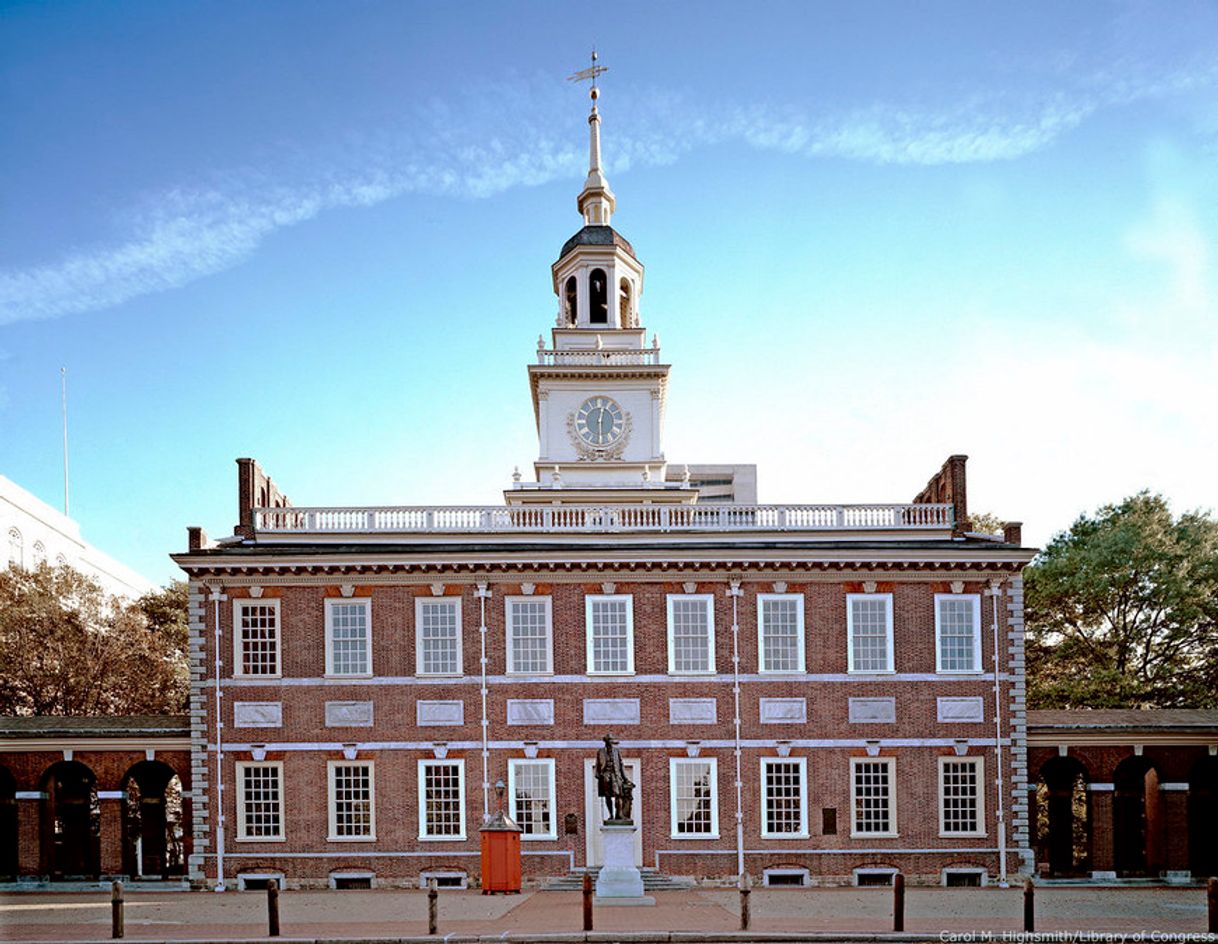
[110, 881, 124, 940]
[582, 872, 593, 932]
[1024, 878, 1035, 933]
[266, 878, 280, 937]
[1208, 877, 1217, 935]
[739, 873, 751, 931]
[427, 878, 438, 936]
[892, 872, 904, 932]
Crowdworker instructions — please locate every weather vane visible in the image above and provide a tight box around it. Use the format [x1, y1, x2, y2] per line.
[567, 48, 608, 101]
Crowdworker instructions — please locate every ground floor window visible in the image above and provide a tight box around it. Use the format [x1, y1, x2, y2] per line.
[761, 757, 807, 838]
[939, 757, 985, 836]
[670, 757, 718, 838]
[327, 762, 375, 841]
[236, 762, 284, 841]
[850, 758, 895, 837]
[509, 759, 556, 839]
[418, 760, 465, 840]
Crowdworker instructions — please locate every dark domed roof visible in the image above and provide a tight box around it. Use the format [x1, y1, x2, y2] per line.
[558, 225, 637, 262]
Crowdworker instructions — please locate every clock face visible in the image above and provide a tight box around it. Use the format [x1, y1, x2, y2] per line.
[575, 396, 626, 447]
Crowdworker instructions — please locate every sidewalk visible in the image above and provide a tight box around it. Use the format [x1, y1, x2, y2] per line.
[1, 887, 1213, 941]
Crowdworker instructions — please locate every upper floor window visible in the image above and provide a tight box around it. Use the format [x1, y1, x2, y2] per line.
[850, 757, 896, 837]
[586, 594, 634, 675]
[7, 527, 22, 568]
[327, 761, 375, 841]
[935, 594, 982, 673]
[416, 598, 462, 677]
[846, 593, 894, 673]
[509, 758, 556, 839]
[667, 594, 715, 674]
[325, 599, 371, 677]
[506, 596, 552, 675]
[939, 757, 985, 837]
[670, 757, 719, 839]
[760, 757, 808, 839]
[31, 541, 46, 567]
[234, 600, 281, 677]
[589, 268, 608, 324]
[418, 759, 466, 841]
[758, 594, 805, 673]
[236, 761, 284, 841]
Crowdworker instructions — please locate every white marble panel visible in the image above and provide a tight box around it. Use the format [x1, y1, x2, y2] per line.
[506, 699, 555, 726]
[233, 702, 282, 728]
[937, 696, 985, 723]
[417, 700, 465, 727]
[848, 697, 896, 724]
[583, 698, 641, 725]
[669, 698, 717, 725]
[325, 700, 374, 727]
[759, 697, 807, 724]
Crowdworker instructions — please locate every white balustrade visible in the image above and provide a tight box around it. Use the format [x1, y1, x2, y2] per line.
[536, 348, 662, 367]
[252, 502, 952, 534]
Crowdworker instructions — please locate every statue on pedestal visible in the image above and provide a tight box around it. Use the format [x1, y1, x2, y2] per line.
[594, 733, 634, 825]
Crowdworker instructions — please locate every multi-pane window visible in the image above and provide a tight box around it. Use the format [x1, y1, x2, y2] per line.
[758, 594, 805, 673]
[237, 762, 284, 841]
[935, 595, 982, 673]
[940, 757, 985, 836]
[418, 760, 465, 840]
[851, 758, 896, 836]
[325, 599, 371, 676]
[667, 595, 715, 674]
[846, 594, 893, 673]
[328, 762, 375, 841]
[509, 759, 556, 839]
[760, 757, 807, 838]
[670, 758, 718, 838]
[586, 595, 634, 674]
[416, 598, 462, 676]
[234, 600, 281, 677]
[7, 527, 22, 567]
[506, 597, 553, 675]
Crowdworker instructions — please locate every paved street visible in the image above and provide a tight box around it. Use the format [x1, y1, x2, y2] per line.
[1, 886, 1214, 941]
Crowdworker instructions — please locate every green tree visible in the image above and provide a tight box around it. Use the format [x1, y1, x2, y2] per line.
[1025, 492, 1218, 709]
[0, 564, 189, 716]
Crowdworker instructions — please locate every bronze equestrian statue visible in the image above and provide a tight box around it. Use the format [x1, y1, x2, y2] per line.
[594, 733, 634, 824]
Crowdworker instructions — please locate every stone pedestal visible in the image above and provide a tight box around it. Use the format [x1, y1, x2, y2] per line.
[595, 824, 644, 899]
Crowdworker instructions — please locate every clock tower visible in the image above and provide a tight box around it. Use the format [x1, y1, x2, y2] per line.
[512, 65, 691, 504]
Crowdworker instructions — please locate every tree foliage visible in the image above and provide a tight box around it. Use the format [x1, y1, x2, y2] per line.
[1026, 492, 1218, 709]
[0, 565, 189, 716]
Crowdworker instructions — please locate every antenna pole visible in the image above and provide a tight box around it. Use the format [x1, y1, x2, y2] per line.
[61, 367, 70, 517]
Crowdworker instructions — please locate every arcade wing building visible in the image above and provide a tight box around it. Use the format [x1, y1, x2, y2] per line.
[173, 86, 1036, 890]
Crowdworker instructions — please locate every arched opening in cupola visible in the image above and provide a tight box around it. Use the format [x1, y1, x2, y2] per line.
[618, 278, 633, 327]
[589, 269, 608, 324]
[564, 276, 578, 325]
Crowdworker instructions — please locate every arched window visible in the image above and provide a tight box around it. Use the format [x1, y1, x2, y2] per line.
[32, 542, 46, 567]
[7, 528, 21, 568]
[55, 553, 68, 567]
[589, 269, 608, 324]
[564, 276, 578, 325]
[619, 278, 633, 327]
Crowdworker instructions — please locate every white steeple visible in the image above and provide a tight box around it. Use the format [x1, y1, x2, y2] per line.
[575, 52, 616, 226]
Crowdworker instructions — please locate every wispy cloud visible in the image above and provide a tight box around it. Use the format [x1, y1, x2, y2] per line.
[2, 50, 1216, 326]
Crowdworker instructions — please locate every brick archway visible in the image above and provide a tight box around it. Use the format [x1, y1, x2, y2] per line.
[1113, 756, 1161, 877]
[0, 765, 16, 879]
[41, 760, 100, 880]
[1036, 756, 1090, 877]
[122, 760, 184, 880]
[1188, 755, 1218, 879]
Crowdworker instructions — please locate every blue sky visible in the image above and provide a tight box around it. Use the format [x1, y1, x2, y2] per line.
[2, 1, 1217, 586]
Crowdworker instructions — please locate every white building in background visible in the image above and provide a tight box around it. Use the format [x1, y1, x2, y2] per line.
[1, 474, 154, 598]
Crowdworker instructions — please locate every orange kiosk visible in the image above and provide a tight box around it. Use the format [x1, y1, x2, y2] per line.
[480, 780, 522, 894]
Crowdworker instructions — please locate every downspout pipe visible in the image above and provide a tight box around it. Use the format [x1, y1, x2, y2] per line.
[476, 583, 491, 821]
[728, 581, 744, 883]
[209, 585, 228, 892]
[989, 579, 1008, 887]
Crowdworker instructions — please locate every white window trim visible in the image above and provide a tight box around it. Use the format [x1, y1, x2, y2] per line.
[417, 758, 466, 841]
[235, 761, 285, 842]
[938, 755, 986, 838]
[585, 594, 635, 676]
[505, 596, 554, 676]
[326, 760, 376, 842]
[942, 868, 988, 887]
[934, 593, 983, 674]
[849, 757, 898, 838]
[415, 597, 463, 677]
[759, 755, 808, 840]
[324, 598, 373, 678]
[845, 593, 894, 675]
[853, 867, 898, 886]
[757, 593, 806, 674]
[507, 757, 557, 841]
[232, 599, 282, 679]
[666, 593, 716, 675]
[669, 756, 720, 839]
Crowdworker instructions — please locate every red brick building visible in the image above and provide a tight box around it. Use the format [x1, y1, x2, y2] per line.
[171, 84, 1038, 891]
